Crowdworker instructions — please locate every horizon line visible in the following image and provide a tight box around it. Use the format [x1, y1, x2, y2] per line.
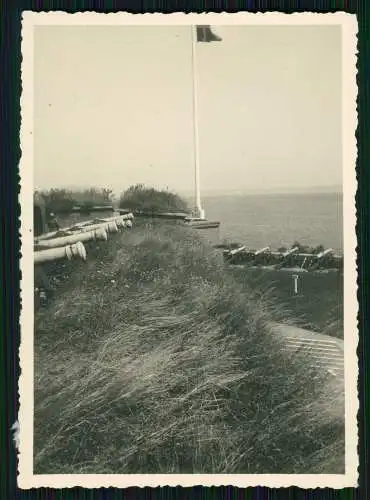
[34, 184, 343, 196]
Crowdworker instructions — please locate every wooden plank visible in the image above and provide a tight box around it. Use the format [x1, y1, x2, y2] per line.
[191, 221, 221, 229]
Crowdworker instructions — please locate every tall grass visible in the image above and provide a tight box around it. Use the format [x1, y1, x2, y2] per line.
[229, 266, 344, 338]
[34, 221, 344, 474]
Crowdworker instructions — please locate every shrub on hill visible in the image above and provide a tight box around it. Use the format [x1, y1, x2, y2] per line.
[73, 187, 114, 206]
[291, 241, 326, 254]
[37, 189, 75, 214]
[34, 221, 344, 474]
[38, 187, 114, 214]
[119, 184, 190, 214]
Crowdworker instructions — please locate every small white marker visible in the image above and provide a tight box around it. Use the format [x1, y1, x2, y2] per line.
[292, 274, 299, 294]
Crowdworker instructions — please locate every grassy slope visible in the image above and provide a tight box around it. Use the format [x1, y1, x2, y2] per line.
[229, 267, 343, 338]
[34, 220, 344, 474]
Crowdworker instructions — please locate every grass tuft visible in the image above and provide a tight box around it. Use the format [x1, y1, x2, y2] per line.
[34, 221, 344, 474]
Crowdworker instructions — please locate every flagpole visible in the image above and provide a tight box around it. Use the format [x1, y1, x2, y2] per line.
[191, 25, 205, 219]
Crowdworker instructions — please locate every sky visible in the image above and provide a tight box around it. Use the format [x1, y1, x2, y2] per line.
[34, 24, 342, 196]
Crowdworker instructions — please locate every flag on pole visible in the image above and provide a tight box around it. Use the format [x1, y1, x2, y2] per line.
[196, 25, 222, 43]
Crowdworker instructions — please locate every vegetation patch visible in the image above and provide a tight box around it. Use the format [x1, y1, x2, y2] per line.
[37, 187, 114, 214]
[34, 220, 344, 474]
[119, 184, 191, 214]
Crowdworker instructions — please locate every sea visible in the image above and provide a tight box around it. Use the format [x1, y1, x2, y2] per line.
[202, 192, 343, 253]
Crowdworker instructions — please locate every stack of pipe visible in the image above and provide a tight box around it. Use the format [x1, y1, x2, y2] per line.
[36, 214, 133, 242]
[223, 243, 343, 270]
[34, 213, 134, 265]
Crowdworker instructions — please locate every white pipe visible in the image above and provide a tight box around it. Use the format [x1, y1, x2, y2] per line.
[317, 248, 333, 259]
[94, 216, 133, 228]
[109, 213, 133, 221]
[255, 246, 270, 256]
[93, 216, 124, 228]
[35, 241, 87, 264]
[117, 211, 135, 219]
[191, 25, 203, 219]
[229, 246, 246, 256]
[36, 214, 134, 242]
[36, 229, 74, 242]
[283, 246, 299, 257]
[35, 216, 133, 243]
[35, 227, 108, 249]
[74, 221, 119, 234]
[72, 213, 133, 229]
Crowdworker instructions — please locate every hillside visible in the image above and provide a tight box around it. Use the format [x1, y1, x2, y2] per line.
[34, 220, 344, 474]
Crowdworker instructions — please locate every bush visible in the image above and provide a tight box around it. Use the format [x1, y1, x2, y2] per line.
[39, 189, 75, 214]
[79, 201, 95, 214]
[291, 241, 327, 254]
[73, 188, 113, 206]
[119, 184, 190, 214]
[34, 222, 344, 474]
[39, 187, 114, 214]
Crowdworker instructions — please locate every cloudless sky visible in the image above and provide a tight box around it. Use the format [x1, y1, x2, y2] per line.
[34, 24, 342, 196]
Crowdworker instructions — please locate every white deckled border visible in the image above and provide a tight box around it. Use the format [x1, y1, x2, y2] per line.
[18, 11, 359, 489]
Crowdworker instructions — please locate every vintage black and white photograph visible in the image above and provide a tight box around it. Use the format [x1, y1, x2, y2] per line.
[19, 12, 358, 488]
